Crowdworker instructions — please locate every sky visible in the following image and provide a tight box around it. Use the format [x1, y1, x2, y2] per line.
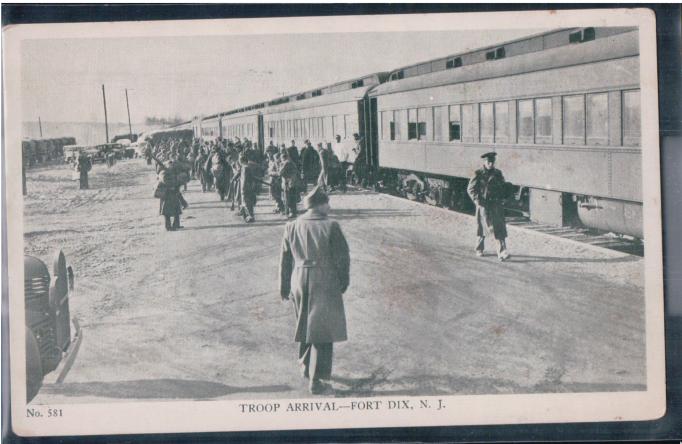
[21, 28, 542, 124]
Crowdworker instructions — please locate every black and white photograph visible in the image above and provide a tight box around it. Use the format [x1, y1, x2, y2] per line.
[3, 8, 666, 437]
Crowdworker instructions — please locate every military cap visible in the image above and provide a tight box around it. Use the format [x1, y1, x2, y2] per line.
[303, 185, 329, 210]
[481, 152, 497, 160]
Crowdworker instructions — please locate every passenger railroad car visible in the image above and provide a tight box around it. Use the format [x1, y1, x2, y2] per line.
[369, 27, 642, 237]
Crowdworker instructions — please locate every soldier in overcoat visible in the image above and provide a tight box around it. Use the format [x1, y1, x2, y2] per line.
[279, 186, 350, 394]
[157, 159, 184, 231]
[466, 152, 510, 260]
[279, 150, 300, 219]
[76, 153, 92, 190]
[239, 153, 261, 223]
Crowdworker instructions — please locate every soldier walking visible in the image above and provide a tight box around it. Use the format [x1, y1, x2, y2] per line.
[76, 153, 92, 190]
[467, 152, 510, 261]
[279, 186, 350, 394]
[156, 159, 185, 231]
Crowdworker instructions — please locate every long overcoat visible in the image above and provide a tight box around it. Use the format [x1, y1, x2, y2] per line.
[158, 168, 183, 217]
[279, 211, 350, 344]
[240, 161, 261, 207]
[467, 167, 508, 240]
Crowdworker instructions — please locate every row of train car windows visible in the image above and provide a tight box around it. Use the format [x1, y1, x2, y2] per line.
[265, 115, 358, 142]
[224, 123, 256, 138]
[380, 89, 640, 147]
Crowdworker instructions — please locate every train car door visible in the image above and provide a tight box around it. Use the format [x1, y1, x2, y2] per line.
[358, 97, 379, 184]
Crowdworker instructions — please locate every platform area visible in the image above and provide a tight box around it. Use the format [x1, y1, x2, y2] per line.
[23, 159, 645, 403]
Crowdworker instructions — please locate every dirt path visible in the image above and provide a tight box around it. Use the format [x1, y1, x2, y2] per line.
[23, 160, 645, 403]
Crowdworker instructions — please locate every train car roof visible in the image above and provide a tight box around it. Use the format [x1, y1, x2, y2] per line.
[213, 72, 388, 120]
[381, 26, 637, 86]
[370, 28, 638, 97]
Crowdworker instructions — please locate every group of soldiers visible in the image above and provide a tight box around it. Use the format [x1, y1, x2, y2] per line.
[143, 133, 364, 229]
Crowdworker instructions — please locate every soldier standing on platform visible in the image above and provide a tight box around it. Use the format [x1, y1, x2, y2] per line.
[287, 139, 300, 168]
[76, 153, 92, 190]
[316, 142, 330, 192]
[239, 153, 260, 223]
[279, 186, 350, 395]
[467, 152, 510, 261]
[268, 152, 285, 214]
[266, 140, 279, 158]
[279, 150, 299, 219]
[300, 140, 318, 192]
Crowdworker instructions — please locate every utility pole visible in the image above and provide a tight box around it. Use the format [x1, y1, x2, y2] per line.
[125, 88, 133, 139]
[102, 84, 109, 143]
[38, 116, 43, 138]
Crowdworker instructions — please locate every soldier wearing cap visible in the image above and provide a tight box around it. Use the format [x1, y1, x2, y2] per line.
[467, 152, 510, 261]
[239, 152, 261, 223]
[279, 150, 300, 219]
[279, 186, 350, 394]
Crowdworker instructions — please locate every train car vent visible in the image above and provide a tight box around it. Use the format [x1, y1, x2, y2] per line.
[569, 28, 596, 44]
[446, 57, 463, 69]
[296, 94, 306, 101]
[312, 90, 322, 97]
[351, 79, 364, 89]
[569, 30, 582, 43]
[582, 27, 596, 42]
[390, 70, 405, 81]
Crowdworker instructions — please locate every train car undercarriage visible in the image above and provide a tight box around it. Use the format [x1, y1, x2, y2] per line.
[375, 168, 643, 239]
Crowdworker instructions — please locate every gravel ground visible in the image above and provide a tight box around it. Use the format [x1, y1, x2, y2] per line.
[24, 159, 645, 404]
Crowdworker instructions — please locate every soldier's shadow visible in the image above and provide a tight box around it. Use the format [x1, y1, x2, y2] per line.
[507, 254, 640, 264]
[40, 379, 292, 400]
[184, 220, 288, 231]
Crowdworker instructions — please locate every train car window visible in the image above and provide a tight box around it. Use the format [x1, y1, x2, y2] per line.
[324, 117, 333, 140]
[535, 98, 553, 143]
[433, 106, 446, 141]
[480, 103, 494, 144]
[448, 105, 461, 142]
[562, 95, 586, 145]
[381, 111, 391, 140]
[408, 109, 418, 140]
[495, 47, 506, 59]
[586, 93, 608, 146]
[622, 90, 641, 147]
[461, 104, 475, 143]
[494, 102, 510, 143]
[517, 100, 534, 143]
[417, 108, 430, 141]
[394, 110, 403, 141]
[346, 114, 358, 140]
